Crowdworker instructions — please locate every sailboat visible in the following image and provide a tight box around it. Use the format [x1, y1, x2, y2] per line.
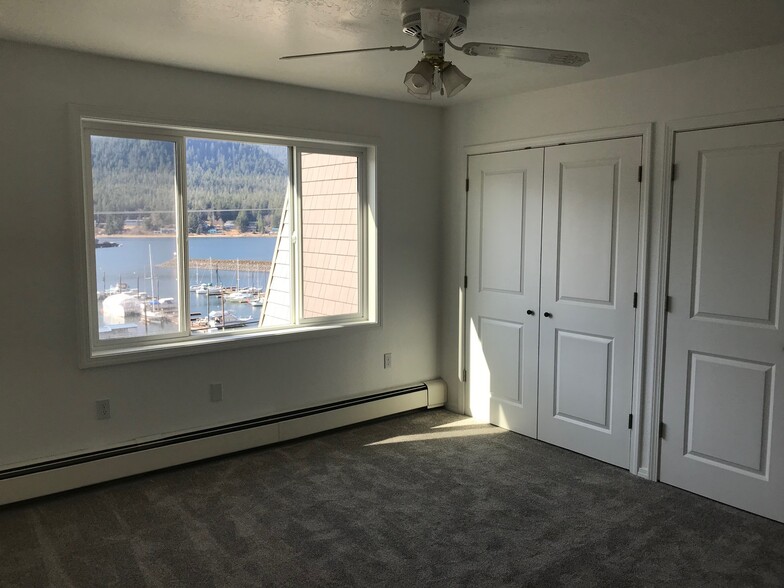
[194, 283, 222, 295]
[147, 243, 156, 301]
[189, 264, 200, 291]
[194, 257, 221, 294]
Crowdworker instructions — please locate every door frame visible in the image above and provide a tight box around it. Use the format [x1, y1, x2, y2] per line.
[651, 106, 784, 483]
[462, 123, 653, 476]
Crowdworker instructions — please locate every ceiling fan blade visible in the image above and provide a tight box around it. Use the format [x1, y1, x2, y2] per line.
[280, 42, 419, 60]
[420, 8, 459, 40]
[460, 42, 589, 67]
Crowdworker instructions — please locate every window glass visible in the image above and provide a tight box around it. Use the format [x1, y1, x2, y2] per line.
[91, 136, 180, 340]
[185, 138, 289, 333]
[300, 152, 360, 318]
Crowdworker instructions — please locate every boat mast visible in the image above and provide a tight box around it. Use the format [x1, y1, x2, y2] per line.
[148, 244, 155, 300]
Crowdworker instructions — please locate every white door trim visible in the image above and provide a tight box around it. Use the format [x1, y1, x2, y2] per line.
[650, 106, 784, 483]
[462, 123, 653, 476]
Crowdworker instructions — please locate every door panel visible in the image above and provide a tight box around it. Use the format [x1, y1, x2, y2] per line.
[686, 353, 772, 474]
[467, 150, 543, 437]
[557, 161, 618, 305]
[691, 146, 783, 324]
[479, 173, 527, 293]
[479, 318, 525, 403]
[660, 121, 784, 522]
[553, 330, 613, 430]
[538, 138, 642, 468]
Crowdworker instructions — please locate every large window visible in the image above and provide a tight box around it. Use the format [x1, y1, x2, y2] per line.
[79, 117, 375, 363]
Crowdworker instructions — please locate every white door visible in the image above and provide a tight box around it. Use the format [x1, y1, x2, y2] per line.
[537, 138, 643, 468]
[466, 149, 544, 436]
[660, 121, 784, 523]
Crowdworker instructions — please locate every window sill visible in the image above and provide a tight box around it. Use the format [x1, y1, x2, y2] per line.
[82, 320, 380, 368]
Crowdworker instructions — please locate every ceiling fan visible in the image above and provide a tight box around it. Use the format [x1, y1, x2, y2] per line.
[280, 0, 590, 100]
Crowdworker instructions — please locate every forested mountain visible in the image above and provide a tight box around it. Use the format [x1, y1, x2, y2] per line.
[91, 136, 289, 232]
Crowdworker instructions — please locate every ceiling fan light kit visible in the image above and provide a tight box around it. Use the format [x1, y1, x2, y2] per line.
[280, 0, 589, 100]
[404, 59, 437, 99]
[441, 63, 472, 97]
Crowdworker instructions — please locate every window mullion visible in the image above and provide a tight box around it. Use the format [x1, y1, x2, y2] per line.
[358, 151, 368, 320]
[291, 146, 302, 325]
[175, 135, 190, 336]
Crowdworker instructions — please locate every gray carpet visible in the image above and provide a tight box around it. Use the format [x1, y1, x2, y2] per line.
[1, 409, 783, 587]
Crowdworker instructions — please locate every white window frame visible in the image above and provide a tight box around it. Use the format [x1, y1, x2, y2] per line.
[76, 114, 378, 367]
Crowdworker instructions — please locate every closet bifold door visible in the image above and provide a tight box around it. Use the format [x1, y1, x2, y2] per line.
[466, 149, 544, 437]
[537, 137, 643, 468]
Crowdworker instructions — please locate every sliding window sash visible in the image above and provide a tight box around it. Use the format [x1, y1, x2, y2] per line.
[81, 121, 188, 350]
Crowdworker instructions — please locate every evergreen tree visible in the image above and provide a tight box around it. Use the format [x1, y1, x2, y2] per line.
[105, 214, 125, 234]
[236, 210, 250, 233]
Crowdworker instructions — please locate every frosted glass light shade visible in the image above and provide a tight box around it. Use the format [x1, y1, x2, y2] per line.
[441, 64, 471, 98]
[404, 60, 435, 98]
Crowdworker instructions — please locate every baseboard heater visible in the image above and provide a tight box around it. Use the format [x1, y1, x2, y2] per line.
[0, 379, 447, 506]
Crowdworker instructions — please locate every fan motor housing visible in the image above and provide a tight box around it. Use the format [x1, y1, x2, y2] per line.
[401, 0, 470, 38]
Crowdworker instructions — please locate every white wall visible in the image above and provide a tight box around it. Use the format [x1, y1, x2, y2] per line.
[0, 41, 442, 468]
[439, 42, 784, 473]
[5, 38, 784, 480]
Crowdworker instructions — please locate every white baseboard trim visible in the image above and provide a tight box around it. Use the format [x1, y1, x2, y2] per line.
[279, 389, 428, 442]
[0, 379, 446, 506]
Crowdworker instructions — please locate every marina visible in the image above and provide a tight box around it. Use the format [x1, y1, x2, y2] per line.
[95, 236, 275, 338]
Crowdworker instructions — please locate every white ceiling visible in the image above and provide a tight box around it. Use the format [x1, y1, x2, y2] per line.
[2, 0, 784, 105]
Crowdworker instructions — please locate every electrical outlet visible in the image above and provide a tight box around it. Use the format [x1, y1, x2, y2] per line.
[96, 399, 111, 420]
[209, 383, 223, 402]
[384, 353, 392, 369]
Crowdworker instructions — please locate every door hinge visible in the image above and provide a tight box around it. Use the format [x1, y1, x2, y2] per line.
[464, 275, 468, 289]
[628, 414, 633, 429]
[462, 369, 467, 382]
[665, 295, 672, 313]
[671, 163, 677, 182]
[465, 178, 470, 192]
[633, 291, 638, 309]
[637, 165, 643, 183]
[659, 422, 666, 439]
